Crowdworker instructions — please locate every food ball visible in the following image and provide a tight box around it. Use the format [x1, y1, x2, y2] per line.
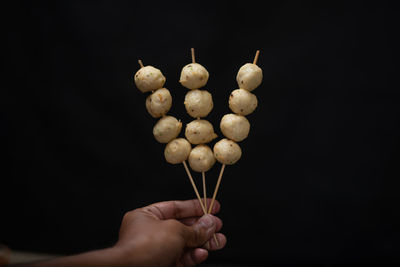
[134, 65, 166, 93]
[220, 114, 250, 142]
[229, 89, 258, 116]
[188, 145, 216, 172]
[145, 88, 172, 118]
[185, 119, 217, 144]
[236, 63, 262, 91]
[184, 89, 213, 118]
[213, 138, 242, 165]
[153, 115, 182, 143]
[164, 138, 191, 164]
[179, 63, 209, 90]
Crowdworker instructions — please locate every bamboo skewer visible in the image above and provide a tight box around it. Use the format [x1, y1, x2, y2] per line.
[138, 59, 144, 68]
[253, 50, 260, 65]
[202, 172, 207, 211]
[208, 164, 225, 214]
[191, 47, 196, 63]
[182, 161, 207, 214]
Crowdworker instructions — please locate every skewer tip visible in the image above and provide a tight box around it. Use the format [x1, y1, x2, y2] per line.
[253, 50, 260, 65]
[191, 48, 196, 63]
[138, 59, 144, 68]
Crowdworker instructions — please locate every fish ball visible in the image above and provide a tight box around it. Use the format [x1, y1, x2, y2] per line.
[153, 115, 182, 143]
[145, 88, 172, 118]
[213, 138, 242, 165]
[184, 89, 213, 118]
[220, 114, 250, 142]
[134, 65, 166, 93]
[188, 145, 216, 172]
[164, 138, 191, 164]
[179, 63, 209, 89]
[229, 89, 258, 116]
[236, 63, 262, 91]
[185, 119, 217, 144]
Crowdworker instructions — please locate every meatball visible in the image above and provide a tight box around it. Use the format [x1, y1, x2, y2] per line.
[229, 89, 258, 116]
[236, 63, 262, 91]
[185, 119, 217, 145]
[134, 65, 166, 93]
[184, 89, 213, 118]
[220, 114, 250, 142]
[179, 63, 209, 90]
[145, 88, 172, 118]
[153, 115, 182, 143]
[213, 138, 242, 165]
[164, 138, 191, 164]
[188, 145, 216, 172]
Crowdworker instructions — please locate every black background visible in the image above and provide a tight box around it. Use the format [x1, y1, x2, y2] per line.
[2, 0, 400, 265]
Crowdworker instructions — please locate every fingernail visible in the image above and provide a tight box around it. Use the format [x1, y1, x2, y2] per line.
[199, 214, 214, 229]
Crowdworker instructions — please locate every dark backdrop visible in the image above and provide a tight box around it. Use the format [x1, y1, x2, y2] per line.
[2, 1, 400, 265]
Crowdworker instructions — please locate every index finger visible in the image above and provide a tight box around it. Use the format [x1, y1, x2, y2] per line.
[147, 199, 221, 220]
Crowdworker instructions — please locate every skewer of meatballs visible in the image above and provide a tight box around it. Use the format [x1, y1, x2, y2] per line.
[134, 59, 208, 215]
[179, 48, 219, 246]
[180, 48, 217, 212]
[208, 50, 262, 213]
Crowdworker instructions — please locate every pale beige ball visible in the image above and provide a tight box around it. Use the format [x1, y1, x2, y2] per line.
[229, 89, 258, 116]
[153, 115, 182, 143]
[179, 63, 209, 89]
[164, 138, 192, 164]
[134, 65, 166, 93]
[213, 138, 242, 165]
[236, 63, 262, 91]
[145, 88, 172, 118]
[188, 145, 216, 172]
[185, 119, 217, 144]
[220, 114, 250, 142]
[184, 89, 213, 118]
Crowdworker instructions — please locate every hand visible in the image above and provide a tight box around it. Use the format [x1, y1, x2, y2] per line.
[114, 198, 226, 267]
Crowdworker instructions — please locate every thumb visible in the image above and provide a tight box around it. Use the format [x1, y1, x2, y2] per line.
[183, 214, 216, 247]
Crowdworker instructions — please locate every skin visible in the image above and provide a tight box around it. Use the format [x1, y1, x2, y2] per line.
[12, 199, 225, 267]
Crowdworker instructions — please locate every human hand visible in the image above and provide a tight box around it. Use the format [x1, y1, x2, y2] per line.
[114, 199, 226, 267]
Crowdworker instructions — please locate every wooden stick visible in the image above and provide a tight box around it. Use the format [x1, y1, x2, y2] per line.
[253, 50, 260, 65]
[202, 172, 207, 212]
[182, 161, 207, 214]
[191, 48, 196, 63]
[208, 164, 226, 214]
[138, 59, 144, 68]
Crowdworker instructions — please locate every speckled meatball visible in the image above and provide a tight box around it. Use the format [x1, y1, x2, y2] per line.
[229, 89, 258, 116]
[134, 65, 166, 93]
[185, 119, 217, 145]
[145, 88, 172, 118]
[188, 145, 216, 172]
[236, 63, 262, 91]
[153, 115, 182, 143]
[179, 63, 209, 90]
[184, 89, 213, 118]
[164, 138, 191, 164]
[220, 114, 250, 142]
[213, 138, 242, 165]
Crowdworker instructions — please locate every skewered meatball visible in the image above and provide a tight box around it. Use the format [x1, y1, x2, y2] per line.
[229, 89, 258, 116]
[185, 119, 217, 144]
[164, 138, 191, 164]
[153, 115, 182, 143]
[145, 88, 172, 118]
[213, 138, 242, 165]
[179, 63, 209, 90]
[134, 65, 166, 93]
[188, 145, 216, 172]
[184, 89, 213, 118]
[236, 63, 262, 91]
[220, 114, 250, 142]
